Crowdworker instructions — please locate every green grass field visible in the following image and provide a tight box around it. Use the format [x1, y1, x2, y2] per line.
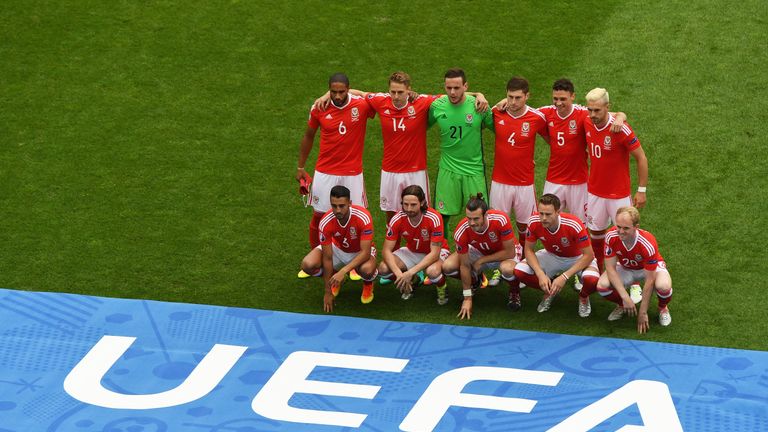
[2, 1, 766, 350]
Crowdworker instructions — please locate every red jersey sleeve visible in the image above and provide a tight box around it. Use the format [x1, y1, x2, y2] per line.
[497, 214, 516, 242]
[385, 216, 401, 242]
[429, 212, 444, 244]
[454, 220, 470, 254]
[621, 124, 641, 151]
[575, 224, 591, 250]
[308, 107, 320, 129]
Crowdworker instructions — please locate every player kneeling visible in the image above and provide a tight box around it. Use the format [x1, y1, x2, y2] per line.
[378, 185, 451, 305]
[512, 194, 599, 315]
[593, 207, 673, 333]
[300, 186, 378, 313]
[442, 194, 521, 320]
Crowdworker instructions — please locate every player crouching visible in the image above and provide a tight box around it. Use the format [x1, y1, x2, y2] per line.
[378, 185, 451, 305]
[512, 194, 599, 315]
[442, 194, 521, 320]
[300, 186, 378, 313]
[593, 206, 673, 333]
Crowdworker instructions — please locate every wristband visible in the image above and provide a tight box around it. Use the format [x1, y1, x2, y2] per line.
[637, 186, 647, 193]
[561, 273, 569, 281]
[462, 289, 473, 297]
[298, 166, 305, 170]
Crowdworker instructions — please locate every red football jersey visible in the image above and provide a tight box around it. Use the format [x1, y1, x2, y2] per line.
[490, 106, 549, 185]
[367, 93, 440, 173]
[604, 227, 664, 271]
[526, 212, 590, 258]
[318, 205, 374, 253]
[454, 210, 517, 256]
[538, 104, 590, 184]
[385, 207, 448, 254]
[308, 94, 375, 175]
[585, 114, 642, 198]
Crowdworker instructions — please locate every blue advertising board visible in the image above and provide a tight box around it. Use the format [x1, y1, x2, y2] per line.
[0, 288, 766, 431]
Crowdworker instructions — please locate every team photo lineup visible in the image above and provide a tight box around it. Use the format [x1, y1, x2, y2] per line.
[295, 69, 671, 334]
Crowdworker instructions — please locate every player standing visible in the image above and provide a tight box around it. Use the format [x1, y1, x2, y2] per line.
[429, 68, 493, 230]
[595, 207, 673, 333]
[312, 71, 487, 224]
[442, 194, 521, 320]
[584, 88, 648, 271]
[296, 73, 375, 253]
[300, 186, 378, 313]
[487, 77, 549, 249]
[511, 194, 599, 315]
[378, 185, 451, 305]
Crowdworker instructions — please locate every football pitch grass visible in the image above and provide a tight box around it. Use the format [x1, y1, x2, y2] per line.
[1, 1, 766, 351]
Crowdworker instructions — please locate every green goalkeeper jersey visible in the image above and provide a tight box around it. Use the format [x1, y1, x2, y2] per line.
[429, 95, 492, 175]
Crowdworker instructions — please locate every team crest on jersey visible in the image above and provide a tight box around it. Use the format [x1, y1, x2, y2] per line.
[604, 136, 612, 150]
[351, 107, 359, 122]
[561, 237, 570, 247]
[465, 114, 473, 124]
[350, 227, 358, 239]
[569, 119, 577, 134]
[489, 231, 498, 242]
[522, 122, 530, 133]
[421, 228, 429, 239]
[635, 254, 643, 261]
[407, 106, 416, 116]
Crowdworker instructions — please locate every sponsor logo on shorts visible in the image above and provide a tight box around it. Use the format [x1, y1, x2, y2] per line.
[380, 196, 388, 206]
[312, 195, 319, 204]
[438, 201, 444, 209]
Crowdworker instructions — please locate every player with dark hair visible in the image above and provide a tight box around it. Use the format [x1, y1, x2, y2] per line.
[511, 194, 599, 315]
[378, 185, 451, 304]
[486, 76, 549, 289]
[300, 186, 378, 312]
[595, 206, 672, 333]
[297, 73, 375, 260]
[429, 68, 493, 230]
[442, 193, 521, 319]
